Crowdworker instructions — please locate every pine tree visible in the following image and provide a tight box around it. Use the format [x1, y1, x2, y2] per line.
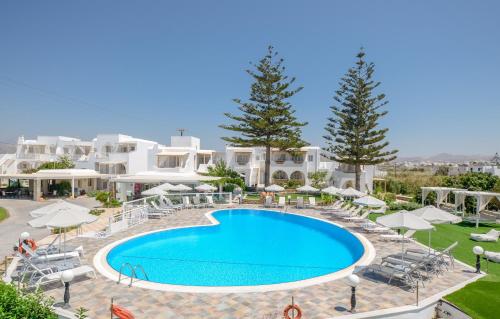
[323, 49, 398, 190]
[221, 46, 308, 186]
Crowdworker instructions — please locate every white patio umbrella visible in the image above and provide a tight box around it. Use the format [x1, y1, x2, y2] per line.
[377, 210, 434, 255]
[141, 183, 174, 196]
[321, 186, 341, 195]
[30, 200, 90, 218]
[339, 187, 366, 198]
[172, 184, 192, 192]
[195, 183, 217, 192]
[410, 206, 462, 251]
[353, 195, 386, 207]
[296, 185, 319, 193]
[29, 206, 97, 261]
[265, 184, 285, 192]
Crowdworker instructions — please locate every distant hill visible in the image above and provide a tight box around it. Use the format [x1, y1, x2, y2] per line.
[396, 153, 492, 163]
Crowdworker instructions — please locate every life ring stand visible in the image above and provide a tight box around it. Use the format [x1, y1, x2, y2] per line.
[283, 304, 302, 319]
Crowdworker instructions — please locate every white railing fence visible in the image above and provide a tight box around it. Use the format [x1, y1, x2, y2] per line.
[105, 192, 233, 236]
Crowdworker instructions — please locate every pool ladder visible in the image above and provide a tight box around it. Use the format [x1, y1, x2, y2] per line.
[117, 262, 149, 287]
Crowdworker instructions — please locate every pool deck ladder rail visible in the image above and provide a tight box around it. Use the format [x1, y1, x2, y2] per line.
[117, 262, 149, 287]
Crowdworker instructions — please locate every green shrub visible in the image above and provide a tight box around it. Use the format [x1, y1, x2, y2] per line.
[0, 282, 57, 318]
[89, 209, 105, 216]
[388, 201, 422, 211]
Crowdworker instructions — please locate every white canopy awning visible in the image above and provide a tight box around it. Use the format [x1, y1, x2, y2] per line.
[410, 206, 461, 224]
[321, 186, 341, 195]
[195, 183, 218, 192]
[30, 200, 91, 218]
[376, 211, 434, 230]
[141, 183, 175, 196]
[296, 185, 319, 193]
[339, 187, 366, 198]
[353, 195, 386, 207]
[265, 184, 285, 192]
[29, 207, 97, 228]
[172, 184, 193, 191]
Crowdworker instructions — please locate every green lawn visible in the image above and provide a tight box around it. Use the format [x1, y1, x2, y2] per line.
[369, 209, 500, 319]
[0, 207, 8, 223]
[413, 222, 500, 319]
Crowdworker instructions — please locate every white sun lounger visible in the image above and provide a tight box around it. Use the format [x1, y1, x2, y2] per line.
[380, 229, 416, 242]
[205, 195, 215, 207]
[277, 196, 286, 208]
[306, 197, 316, 208]
[264, 196, 273, 208]
[22, 243, 82, 261]
[370, 206, 387, 214]
[470, 229, 499, 242]
[296, 197, 305, 209]
[28, 262, 96, 288]
[485, 251, 500, 263]
[343, 210, 370, 222]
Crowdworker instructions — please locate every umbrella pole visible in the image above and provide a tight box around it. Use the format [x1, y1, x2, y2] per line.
[428, 231, 431, 254]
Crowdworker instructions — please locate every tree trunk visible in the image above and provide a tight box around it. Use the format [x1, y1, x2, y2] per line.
[265, 145, 271, 186]
[355, 164, 361, 191]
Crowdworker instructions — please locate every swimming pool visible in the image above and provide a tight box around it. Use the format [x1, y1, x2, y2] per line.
[100, 209, 371, 292]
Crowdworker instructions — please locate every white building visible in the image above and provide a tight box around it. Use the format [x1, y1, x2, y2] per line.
[1, 134, 376, 198]
[225, 146, 374, 192]
[447, 153, 500, 177]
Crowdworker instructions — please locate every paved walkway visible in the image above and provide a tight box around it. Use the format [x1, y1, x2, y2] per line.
[36, 206, 479, 319]
[0, 197, 100, 258]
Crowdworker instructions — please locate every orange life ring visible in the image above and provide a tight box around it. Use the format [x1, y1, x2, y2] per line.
[27, 239, 37, 251]
[112, 304, 135, 319]
[283, 304, 302, 319]
[18, 239, 37, 255]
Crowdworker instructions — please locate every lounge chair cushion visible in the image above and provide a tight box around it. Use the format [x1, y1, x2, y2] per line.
[470, 229, 499, 242]
[484, 251, 500, 263]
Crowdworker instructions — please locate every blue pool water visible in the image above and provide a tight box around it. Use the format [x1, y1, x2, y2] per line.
[107, 209, 364, 286]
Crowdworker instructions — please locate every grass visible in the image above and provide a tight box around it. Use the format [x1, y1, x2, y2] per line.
[0, 207, 9, 223]
[369, 208, 500, 319]
[413, 222, 500, 319]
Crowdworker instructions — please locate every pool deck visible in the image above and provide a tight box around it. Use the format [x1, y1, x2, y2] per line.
[41, 205, 480, 318]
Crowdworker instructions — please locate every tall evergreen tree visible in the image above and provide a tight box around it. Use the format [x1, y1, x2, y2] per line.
[221, 46, 308, 186]
[323, 49, 398, 190]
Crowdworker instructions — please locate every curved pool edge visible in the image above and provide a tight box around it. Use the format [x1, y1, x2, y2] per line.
[93, 208, 376, 293]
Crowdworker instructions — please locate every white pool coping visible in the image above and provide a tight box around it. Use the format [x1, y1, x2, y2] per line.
[93, 208, 376, 293]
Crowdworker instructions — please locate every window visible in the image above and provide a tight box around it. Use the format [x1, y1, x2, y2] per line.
[291, 154, 304, 164]
[308, 155, 314, 162]
[158, 156, 184, 168]
[236, 154, 250, 165]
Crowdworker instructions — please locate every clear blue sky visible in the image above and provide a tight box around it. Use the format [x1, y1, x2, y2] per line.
[1, 0, 499, 156]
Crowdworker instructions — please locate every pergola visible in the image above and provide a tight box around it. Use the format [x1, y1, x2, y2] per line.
[421, 186, 500, 228]
[0, 169, 109, 200]
[421, 187, 466, 207]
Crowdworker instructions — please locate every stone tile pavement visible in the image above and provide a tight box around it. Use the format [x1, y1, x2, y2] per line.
[38, 205, 478, 318]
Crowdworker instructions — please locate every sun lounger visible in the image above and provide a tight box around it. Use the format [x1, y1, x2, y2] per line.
[406, 241, 458, 269]
[192, 196, 205, 208]
[336, 206, 362, 218]
[343, 210, 370, 222]
[161, 196, 183, 210]
[470, 229, 499, 242]
[370, 206, 387, 214]
[205, 195, 215, 207]
[264, 196, 273, 208]
[149, 202, 173, 217]
[380, 229, 416, 242]
[22, 243, 82, 261]
[361, 222, 392, 233]
[277, 196, 286, 208]
[182, 196, 193, 209]
[484, 251, 500, 263]
[365, 261, 420, 290]
[28, 262, 96, 288]
[296, 197, 305, 209]
[306, 197, 316, 208]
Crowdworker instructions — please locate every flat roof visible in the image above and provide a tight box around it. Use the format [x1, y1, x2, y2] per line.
[0, 169, 110, 180]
